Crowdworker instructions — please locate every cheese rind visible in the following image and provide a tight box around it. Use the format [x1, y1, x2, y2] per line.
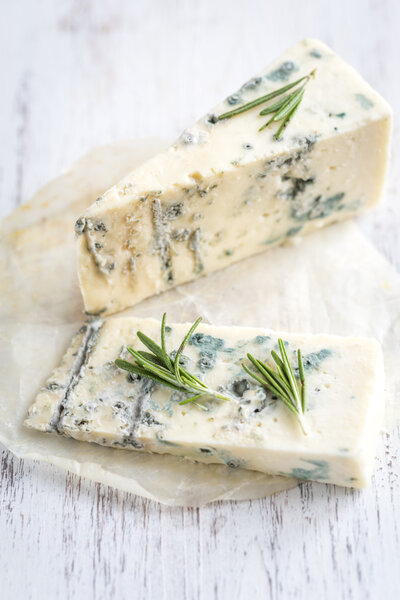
[76, 39, 392, 315]
[25, 317, 385, 488]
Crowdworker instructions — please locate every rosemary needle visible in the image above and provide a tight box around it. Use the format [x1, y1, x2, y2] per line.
[243, 339, 307, 434]
[115, 314, 231, 411]
[218, 69, 315, 140]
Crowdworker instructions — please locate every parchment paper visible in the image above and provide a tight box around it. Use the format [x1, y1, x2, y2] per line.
[1, 138, 399, 506]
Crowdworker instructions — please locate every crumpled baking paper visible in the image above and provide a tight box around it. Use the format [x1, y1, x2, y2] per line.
[0, 138, 399, 506]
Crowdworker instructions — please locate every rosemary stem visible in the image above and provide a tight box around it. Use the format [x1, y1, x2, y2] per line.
[116, 315, 233, 411]
[297, 412, 308, 436]
[218, 69, 316, 140]
[242, 339, 308, 435]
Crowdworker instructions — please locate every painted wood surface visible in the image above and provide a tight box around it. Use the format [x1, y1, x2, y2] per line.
[1, 1, 399, 598]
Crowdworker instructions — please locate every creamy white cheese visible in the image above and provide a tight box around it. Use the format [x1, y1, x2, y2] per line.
[75, 39, 392, 316]
[25, 317, 385, 488]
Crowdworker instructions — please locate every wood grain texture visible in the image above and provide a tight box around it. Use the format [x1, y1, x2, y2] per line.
[1, 1, 399, 598]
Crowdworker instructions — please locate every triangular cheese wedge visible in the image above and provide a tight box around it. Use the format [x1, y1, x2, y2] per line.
[76, 39, 392, 315]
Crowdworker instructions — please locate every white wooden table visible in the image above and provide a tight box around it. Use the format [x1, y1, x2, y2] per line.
[1, 1, 399, 598]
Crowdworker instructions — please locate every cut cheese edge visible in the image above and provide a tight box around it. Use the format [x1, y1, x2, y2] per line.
[76, 39, 392, 315]
[25, 317, 385, 488]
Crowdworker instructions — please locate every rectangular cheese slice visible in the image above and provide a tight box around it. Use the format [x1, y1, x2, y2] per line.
[25, 317, 385, 488]
[76, 39, 392, 316]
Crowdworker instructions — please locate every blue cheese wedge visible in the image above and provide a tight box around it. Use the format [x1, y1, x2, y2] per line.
[25, 317, 385, 488]
[76, 39, 392, 315]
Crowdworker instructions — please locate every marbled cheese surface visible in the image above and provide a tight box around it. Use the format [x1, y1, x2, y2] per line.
[76, 39, 392, 315]
[25, 317, 385, 487]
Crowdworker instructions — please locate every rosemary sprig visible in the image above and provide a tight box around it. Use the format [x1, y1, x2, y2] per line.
[115, 314, 231, 411]
[218, 70, 315, 140]
[242, 339, 307, 434]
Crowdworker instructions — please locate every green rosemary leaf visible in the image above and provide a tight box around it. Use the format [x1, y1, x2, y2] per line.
[218, 72, 312, 120]
[114, 358, 141, 373]
[242, 338, 307, 434]
[248, 355, 291, 401]
[161, 313, 167, 353]
[219, 69, 315, 140]
[136, 331, 167, 364]
[254, 358, 293, 402]
[242, 363, 271, 388]
[278, 339, 302, 409]
[160, 312, 173, 369]
[130, 349, 189, 386]
[274, 94, 303, 140]
[259, 93, 294, 116]
[270, 85, 305, 122]
[127, 347, 171, 376]
[115, 359, 184, 391]
[213, 392, 232, 402]
[127, 347, 181, 385]
[258, 93, 295, 131]
[174, 317, 202, 386]
[179, 368, 208, 389]
[136, 351, 165, 367]
[180, 318, 202, 354]
[259, 87, 305, 133]
[115, 315, 232, 410]
[179, 394, 205, 405]
[298, 349, 306, 413]
[271, 350, 285, 371]
[179, 395, 210, 411]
